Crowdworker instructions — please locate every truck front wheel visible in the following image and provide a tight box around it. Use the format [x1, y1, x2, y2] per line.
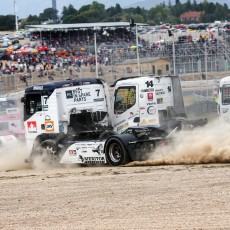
[38, 139, 59, 164]
[105, 138, 129, 166]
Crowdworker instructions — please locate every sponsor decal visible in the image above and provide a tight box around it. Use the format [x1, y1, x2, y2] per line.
[141, 88, 155, 92]
[117, 122, 128, 132]
[45, 121, 54, 132]
[66, 90, 73, 99]
[27, 121, 37, 133]
[147, 92, 154, 101]
[147, 102, 154, 106]
[155, 89, 165, 95]
[114, 119, 126, 127]
[78, 155, 105, 164]
[140, 119, 148, 125]
[41, 96, 48, 111]
[45, 115, 51, 121]
[7, 115, 17, 120]
[82, 82, 90, 85]
[147, 106, 156, 115]
[73, 88, 91, 102]
[93, 98, 104, 102]
[157, 98, 163, 104]
[33, 86, 43, 90]
[69, 150, 76, 155]
[147, 118, 157, 124]
[128, 112, 138, 120]
[7, 109, 17, 114]
[62, 83, 73, 88]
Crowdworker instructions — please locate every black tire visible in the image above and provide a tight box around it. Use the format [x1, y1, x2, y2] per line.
[105, 138, 130, 166]
[37, 139, 59, 164]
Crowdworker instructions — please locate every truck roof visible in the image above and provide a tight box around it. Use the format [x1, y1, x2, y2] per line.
[25, 78, 105, 93]
[110, 75, 175, 87]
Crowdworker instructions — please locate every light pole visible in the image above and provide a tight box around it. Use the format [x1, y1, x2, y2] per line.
[135, 24, 141, 77]
[130, 18, 140, 76]
[14, 0, 18, 32]
[168, 29, 175, 75]
[94, 26, 100, 79]
[172, 38, 176, 75]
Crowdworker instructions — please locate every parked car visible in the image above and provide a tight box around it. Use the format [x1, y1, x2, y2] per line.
[18, 34, 24, 40]
[1, 41, 9, 48]
[8, 34, 15, 40]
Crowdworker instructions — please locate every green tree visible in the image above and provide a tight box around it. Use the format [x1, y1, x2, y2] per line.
[214, 4, 225, 20]
[39, 8, 58, 22]
[78, 5, 91, 14]
[62, 4, 77, 19]
[115, 4, 122, 14]
[89, 1, 106, 20]
[62, 15, 88, 23]
[0, 15, 15, 30]
[185, 0, 191, 11]
[149, 4, 172, 24]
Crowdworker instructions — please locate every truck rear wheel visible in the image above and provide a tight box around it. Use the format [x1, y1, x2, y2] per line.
[38, 139, 59, 164]
[105, 138, 129, 166]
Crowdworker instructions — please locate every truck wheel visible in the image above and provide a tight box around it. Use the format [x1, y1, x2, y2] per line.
[39, 139, 59, 164]
[105, 138, 129, 166]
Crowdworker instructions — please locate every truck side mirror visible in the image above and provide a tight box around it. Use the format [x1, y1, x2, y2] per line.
[133, 117, 140, 123]
[21, 97, 24, 103]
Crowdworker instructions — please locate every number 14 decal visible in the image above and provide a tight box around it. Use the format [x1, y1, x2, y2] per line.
[145, 80, 153, 88]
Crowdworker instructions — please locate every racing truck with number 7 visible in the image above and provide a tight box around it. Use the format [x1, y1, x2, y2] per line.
[21, 75, 187, 166]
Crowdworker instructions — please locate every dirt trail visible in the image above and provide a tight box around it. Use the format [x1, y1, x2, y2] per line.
[1, 120, 230, 229]
[0, 164, 230, 230]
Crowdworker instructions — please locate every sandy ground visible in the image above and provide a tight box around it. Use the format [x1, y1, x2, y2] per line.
[0, 163, 229, 230]
[1, 119, 230, 230]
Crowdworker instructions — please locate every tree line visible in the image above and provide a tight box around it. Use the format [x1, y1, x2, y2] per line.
[0, 0, 230, 31]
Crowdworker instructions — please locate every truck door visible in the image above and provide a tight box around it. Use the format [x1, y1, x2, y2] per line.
[112, 84, 139, 133]
[138, 78, 160, 127]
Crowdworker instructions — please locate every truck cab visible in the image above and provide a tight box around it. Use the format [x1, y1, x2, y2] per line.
[111, 75, 186, 133]
[22, 78, 111, 152]
[218, 76, 230, 121]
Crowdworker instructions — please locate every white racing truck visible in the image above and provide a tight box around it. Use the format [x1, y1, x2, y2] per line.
[218, 76, 230, 121]
[21, 75, 205, 166]
[0, 97, 24, 148]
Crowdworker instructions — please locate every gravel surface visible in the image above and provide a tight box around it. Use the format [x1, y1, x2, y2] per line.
[0, 163, 230, 230]
[1, 120, 230, 229]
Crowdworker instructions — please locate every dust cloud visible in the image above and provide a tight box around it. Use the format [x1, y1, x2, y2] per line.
[126, 119, 230, 166]
[0, 142, 30, 171]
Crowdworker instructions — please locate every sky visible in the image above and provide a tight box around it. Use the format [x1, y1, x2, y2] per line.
[0, 0, 229, 19]
[0, 0, 137, 18]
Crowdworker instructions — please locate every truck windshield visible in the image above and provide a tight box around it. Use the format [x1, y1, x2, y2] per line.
[222, 85, 230, 105]
[114, 86, 136, 114]
[25, 94, 42, 115]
